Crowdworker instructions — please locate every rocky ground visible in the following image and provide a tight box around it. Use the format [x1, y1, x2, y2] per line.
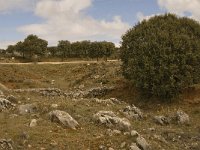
[0, 62, 200, 150]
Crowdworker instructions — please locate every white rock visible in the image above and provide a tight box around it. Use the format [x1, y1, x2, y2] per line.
[49, 110, 79, 129]
[94, 111, 131, 131]
[51, 104, 58, 108]
[130, 143, 140, 150]
[130, 130, 139, 137]
[176, 110, 190, 125]
[30, 119, 37, 127]
[136, 136, 150, 150]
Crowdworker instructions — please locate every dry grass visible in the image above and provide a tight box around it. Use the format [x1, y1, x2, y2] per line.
[0, 62, 200, 150]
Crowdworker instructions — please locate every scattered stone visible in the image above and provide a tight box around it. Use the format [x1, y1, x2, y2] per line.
[14, 88, 66, 97]
[176, 110, 190, 125]
[120, 142, 126, 148]
[0, 139, 13, 150]
[86, 86, 114, 98]
[49, 110, 79, 129]
[124, 132, 130, 136]
[78, 84, 85, 89]
[18, 104, 37, 115]
[106, 129, 121, 136]
[122, 105, 143, 120]
[99, 145, 106, 150]
[0, 98, 15, 111]
[153, 116, 170, 125]
[130, 143, 140, 150]
[148, 128, 155, 132]
[92, 98, 121, 105]
[131, 130, 139, 137]
[108, 147, 114, 150]
[93, 111, 131, 131]
[136, 136, 150, 150]
[51, 104, 58, 109]
[30, 119, 37, 127]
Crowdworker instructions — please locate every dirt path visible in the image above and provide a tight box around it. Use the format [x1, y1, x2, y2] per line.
[0, 60, 119, 65]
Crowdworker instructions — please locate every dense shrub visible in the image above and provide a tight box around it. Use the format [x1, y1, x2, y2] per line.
[121, 14, 200, 99]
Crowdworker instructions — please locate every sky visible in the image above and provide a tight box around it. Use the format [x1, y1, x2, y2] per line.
[0, 0, 200, 49]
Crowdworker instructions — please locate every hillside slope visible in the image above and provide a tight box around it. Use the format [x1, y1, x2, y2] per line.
[0, 62, 199, 150]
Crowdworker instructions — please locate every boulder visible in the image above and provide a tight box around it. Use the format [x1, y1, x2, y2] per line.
[176, 110, 190, 125]
[49, 110, 79, 129]
[18, 104, 37, 115]
[136, 136, 150, 150]
[93, 111, 131, 131]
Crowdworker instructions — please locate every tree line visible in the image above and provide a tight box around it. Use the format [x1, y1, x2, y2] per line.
[4, 34, 118, 61]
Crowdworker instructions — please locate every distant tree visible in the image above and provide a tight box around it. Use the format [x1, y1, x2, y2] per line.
[101, 41, 115, 61]
[57, 40, 71, 60]
[71, 41, 81, 58]
[15, 41, 25, 58]
[47, 46, 58, 57]
[89, 42, 104, 61]
[6, 45, 15, 56]
[23, 35, 48, 59]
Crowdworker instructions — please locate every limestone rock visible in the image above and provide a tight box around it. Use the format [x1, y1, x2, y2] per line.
[122, 105, 143, 120]
[176, 110, 190, 125]
[49, 110, 79, 129]
[18, 104, 37, 115]
[136, 136, 150, 150]
[0, 98, 15, 111]
[0, 139, 13, 150]
[30, 119, 37, 127]
[93, 111, 131, 131]
[153, 116, 170, 125]
[130, 143, 140, 150]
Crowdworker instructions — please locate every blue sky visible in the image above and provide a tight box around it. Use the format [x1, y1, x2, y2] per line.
[0, 0, 199, 49]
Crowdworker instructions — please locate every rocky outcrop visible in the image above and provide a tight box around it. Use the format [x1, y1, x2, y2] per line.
[0, 139, 13, 150]
[93, 111, 131, 131]
[122, 105, 143, 120]
[0, 98, 15, 111]
[49, 110, 79, 129]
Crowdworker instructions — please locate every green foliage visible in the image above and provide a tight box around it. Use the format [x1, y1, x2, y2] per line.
[57, 40, 71, 59]
[121, 14, 200, 99]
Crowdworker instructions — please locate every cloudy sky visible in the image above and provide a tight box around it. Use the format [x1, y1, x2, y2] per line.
[0, 0, 200, 49]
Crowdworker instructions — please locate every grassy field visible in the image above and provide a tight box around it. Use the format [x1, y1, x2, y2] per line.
[0, 62, 200, 150]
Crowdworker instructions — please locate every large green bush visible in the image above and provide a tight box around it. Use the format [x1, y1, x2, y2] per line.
[121, 14, 200, 99]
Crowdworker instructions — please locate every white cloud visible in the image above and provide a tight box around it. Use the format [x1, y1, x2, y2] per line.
[17, 0, 130, 46]
[0, 0, 35, 13]
[157, 0, 200, 21]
